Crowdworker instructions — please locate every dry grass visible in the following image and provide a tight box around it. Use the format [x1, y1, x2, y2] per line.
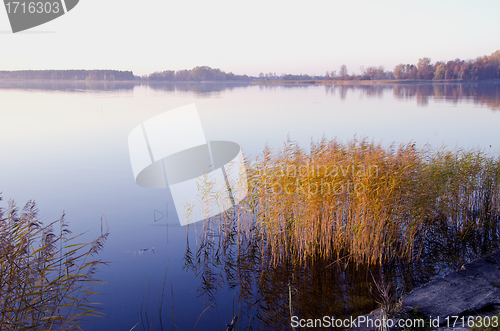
[181, 137, 500, 328]
[239, 138, 500, 266]
[0, 198, 109, 330]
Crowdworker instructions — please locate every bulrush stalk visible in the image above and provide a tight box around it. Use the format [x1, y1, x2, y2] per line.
[0, 199, 109, 330]
[240, 138, 500, 266]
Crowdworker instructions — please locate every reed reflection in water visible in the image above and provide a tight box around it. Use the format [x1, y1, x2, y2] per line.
[183, 138, 500, 330]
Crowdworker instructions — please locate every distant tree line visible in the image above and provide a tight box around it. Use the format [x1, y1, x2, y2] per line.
[323, 50, 500, 81]
[393, 51, 500, 80]
[143, 66, 251, 82]
[0, 70, 137, 81]
[325, 65, 392, 81]
[282, 74, 313, 80]
[1, 51, 498, 82]
[258, 72, 325, 81]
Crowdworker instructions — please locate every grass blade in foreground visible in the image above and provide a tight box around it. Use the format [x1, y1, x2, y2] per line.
[0, 198, 109, 330]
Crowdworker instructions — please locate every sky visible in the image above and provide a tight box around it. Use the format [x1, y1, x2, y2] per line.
[0, 0, 499, 77]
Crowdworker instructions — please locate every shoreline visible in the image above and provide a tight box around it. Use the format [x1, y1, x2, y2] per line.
[1, 78, 499, 85]
[251, 79, 500, 85]
[0, 79, 252, 84]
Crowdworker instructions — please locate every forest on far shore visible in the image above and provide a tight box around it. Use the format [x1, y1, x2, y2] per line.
[274, 50, 500, 81]
[0, 50, 499, 82]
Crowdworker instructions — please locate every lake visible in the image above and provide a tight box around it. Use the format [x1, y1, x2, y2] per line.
[1, 80, 500, 330]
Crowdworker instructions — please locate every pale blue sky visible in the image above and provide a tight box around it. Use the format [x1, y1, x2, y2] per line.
[0, 0, 499, 76]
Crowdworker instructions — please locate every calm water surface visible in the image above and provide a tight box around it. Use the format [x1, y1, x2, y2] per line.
[1, 81, 500, 330]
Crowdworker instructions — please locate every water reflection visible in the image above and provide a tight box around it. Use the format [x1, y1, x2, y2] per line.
[0, 79, 137, 92]
[322, 82, 500, 110]
[0, 80, 499, 110]
[147, 81, 251, 96]
[0, 80, 251, 95]
[182, 204, 500, 330]
[2, 79, 500, 330]
[393, 83, 500, 109]
[324, 84, 392, 100]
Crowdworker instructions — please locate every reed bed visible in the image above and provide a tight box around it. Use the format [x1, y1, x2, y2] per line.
[0, 198, 109, 330]
[241, 138, 500, 266]
[182, 138, 500, 329]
